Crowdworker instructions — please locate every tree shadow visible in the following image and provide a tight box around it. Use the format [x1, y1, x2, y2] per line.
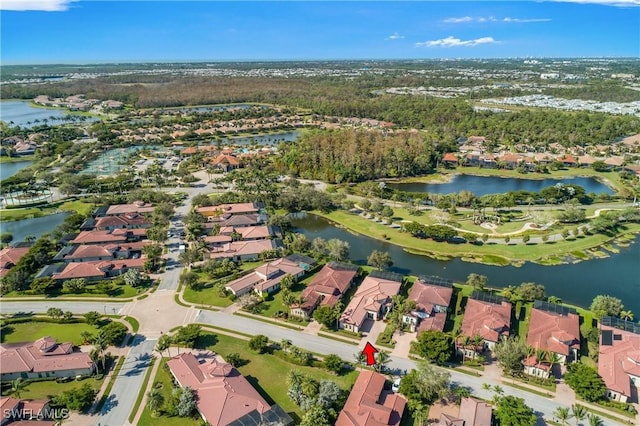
[194, 333, 218, 350]
[99, 394, 119, 414]
[0, 325, 15, 343]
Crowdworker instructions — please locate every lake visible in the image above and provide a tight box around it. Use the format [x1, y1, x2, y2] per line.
[0, 100, 97, 128]
[0, 212, 71, 242]
[388, 174, 615, 196]
[290, 213, 640, 314]
[0, 160, 32, 180]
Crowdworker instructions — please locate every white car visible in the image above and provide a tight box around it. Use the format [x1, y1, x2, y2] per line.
[392, 378, 401, 393]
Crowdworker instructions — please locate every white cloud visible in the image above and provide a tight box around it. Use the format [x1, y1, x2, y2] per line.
[443, 16, 475, 23]
[416, 36, 498, 48]
[444, 16, 551, 24]
[1, 0, 75, 11]
[386, 32, 405, 40]
[502, 17, 552, 22]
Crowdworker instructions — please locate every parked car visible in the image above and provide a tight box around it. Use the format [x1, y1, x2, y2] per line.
[392, 378, 401, 393]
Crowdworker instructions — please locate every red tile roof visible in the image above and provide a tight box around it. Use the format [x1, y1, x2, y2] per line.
[408, 280, 453, 313]
[459, 397, 492, 426]
[460, 299, 511, 343]
[598, 324, 640, 398]
[197, 203, 259, 217]
[0, 337, 94, 375]
[209, 239, 275, 259]
[442, 153, 458, 163]
[71, 230, 128, 245]
[94, 214, 150, 229]
[340, 275, 402, 329]
[105, 201, 154, 216]
[52, 258, 146, 280]
[167, 353, 270, 426]
[336, 371, 406, 426]
[0, 247, 30, 269]
[299, 263, 358, 309]
[527, 308, 580, 356]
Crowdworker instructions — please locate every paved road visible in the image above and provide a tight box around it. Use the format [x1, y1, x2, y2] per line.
[194, 310, 625, 426]
[0, 301, 126, 316]
[94, 335, 157, 426]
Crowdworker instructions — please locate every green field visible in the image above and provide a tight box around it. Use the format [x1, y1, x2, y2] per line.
[0, 199, 94, 222]
[1, 321, 98, 345]
[0, 376, 104, 401]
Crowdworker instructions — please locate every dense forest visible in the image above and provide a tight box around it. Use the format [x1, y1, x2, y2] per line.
[275, 129, 444, 183]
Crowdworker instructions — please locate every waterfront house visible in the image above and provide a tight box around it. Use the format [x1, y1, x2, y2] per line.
[290, 261, 359, 320]
[459, 292, 511, 357]
[402, 276, 453, 334]
[209, 239, 278, 262]
[598, 317, 640, 403]
[339, 271, 403, 334]
[167, 353, 292, 426]
[0, 337, 95, 381]
[525, 301, 580, 379]
[336, 370, 406, 426]
[0, 247, 30, 278]
[224, 257, 305, 297]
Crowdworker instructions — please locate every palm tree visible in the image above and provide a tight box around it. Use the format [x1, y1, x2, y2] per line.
[93, 332, 108, 373]
[280, 339, 292, 354]
[586, 414, 603, 426]
[620, 310, 634, 321]
[374, 351, 391, 373]
[156, 334, 172, 358]
[10, 378, 27, 398]
[554, 407, 571, 425]
[147, 387, 164, 417]
[570, 404, 587, 426]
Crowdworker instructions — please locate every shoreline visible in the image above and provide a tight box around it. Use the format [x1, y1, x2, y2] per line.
[307, 210, 639, 267]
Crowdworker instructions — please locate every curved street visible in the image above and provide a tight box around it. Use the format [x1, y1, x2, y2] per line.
[1, 173, 636, 426]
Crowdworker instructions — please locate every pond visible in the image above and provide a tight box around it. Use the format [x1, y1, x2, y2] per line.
[0, 160, 32, 180]
[388, 174, 615, 196]
[0, 100, 97, 128]
[0, 212, 71, 242]
[290, 213, 640, 314]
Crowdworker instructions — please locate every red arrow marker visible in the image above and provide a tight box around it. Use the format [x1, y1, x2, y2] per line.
[362, 342, 378, 366]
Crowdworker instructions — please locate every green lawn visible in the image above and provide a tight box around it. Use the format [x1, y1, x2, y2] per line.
[314, 210, 640, 264]
[143, 332, 358, 423]
[3, 282, 144, 299]
[0, 376, 104, 400]
[0, 155, 36, 163]
[1, 322, 98, 345]
[0, 199, 94, 222]
[182, 285, 233, 307]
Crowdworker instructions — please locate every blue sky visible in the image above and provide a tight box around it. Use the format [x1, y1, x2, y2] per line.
[1, 1, 638, 64]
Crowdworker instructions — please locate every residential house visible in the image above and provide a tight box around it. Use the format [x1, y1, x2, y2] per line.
[209, 153, 240, 172]
[50, 258, 146, 281]
[209, 239, 278, 262]
[441, 153, 459, 167]
[435, 397, 492, 426]
[290, 262, 359, 320]
[53, 242, 145, 263]
[166, 353, 292, 426]
[92, 213, 151, 231]
[598, 317, 640, 403]
[402, 276, 453, 334]
[0, 247, 30, 278]
[498, 153, 521, 169]
[0, 337, 95, 381]
[100, 201, 155, 217]
[0, 397, 54, 425]
[218, 225, 277, 241]
[525, 301, 580, 379]
[70, 229, 146, 245]
[339, 271, 403, 334]
[604, 156, 625, 170]
[578, 155, 598, 168]
[459, 292, 511, 357]
[336, 370, 406, 426]
[224, 257, 305, 297]
[196, 202, 261, 221]
[557, 155, 577, 167]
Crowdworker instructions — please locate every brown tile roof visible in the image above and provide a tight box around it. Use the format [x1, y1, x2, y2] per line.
[459, 397, 492, 426]
[209, 239, 275, 259]
[460, 299, 511, 343]
[210, 153, 240, 166]
[408, 280, 453, 313]
[598, 324, 640, 398]
[70, 230, 129, 245]
[416, 312, 447, 334]
[442, 153, 458, 162]
[105, 201, 154, 216]
[94, 214, 150, 229]
[197, 202, 259, 218]
[52, 258, 146, 280]
[340, 275, 402, 329]
[336, 370, 406, 426]
[167, 353, 270, 426]
[0, 247, 30, 269]
[225, 258, 304, 295]
[526, 308, 580, 356]
[0, 337, 94, 375]
[300, 263, 359, 310]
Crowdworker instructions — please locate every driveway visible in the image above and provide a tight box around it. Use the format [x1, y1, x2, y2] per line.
[94, 335, 157, 426]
